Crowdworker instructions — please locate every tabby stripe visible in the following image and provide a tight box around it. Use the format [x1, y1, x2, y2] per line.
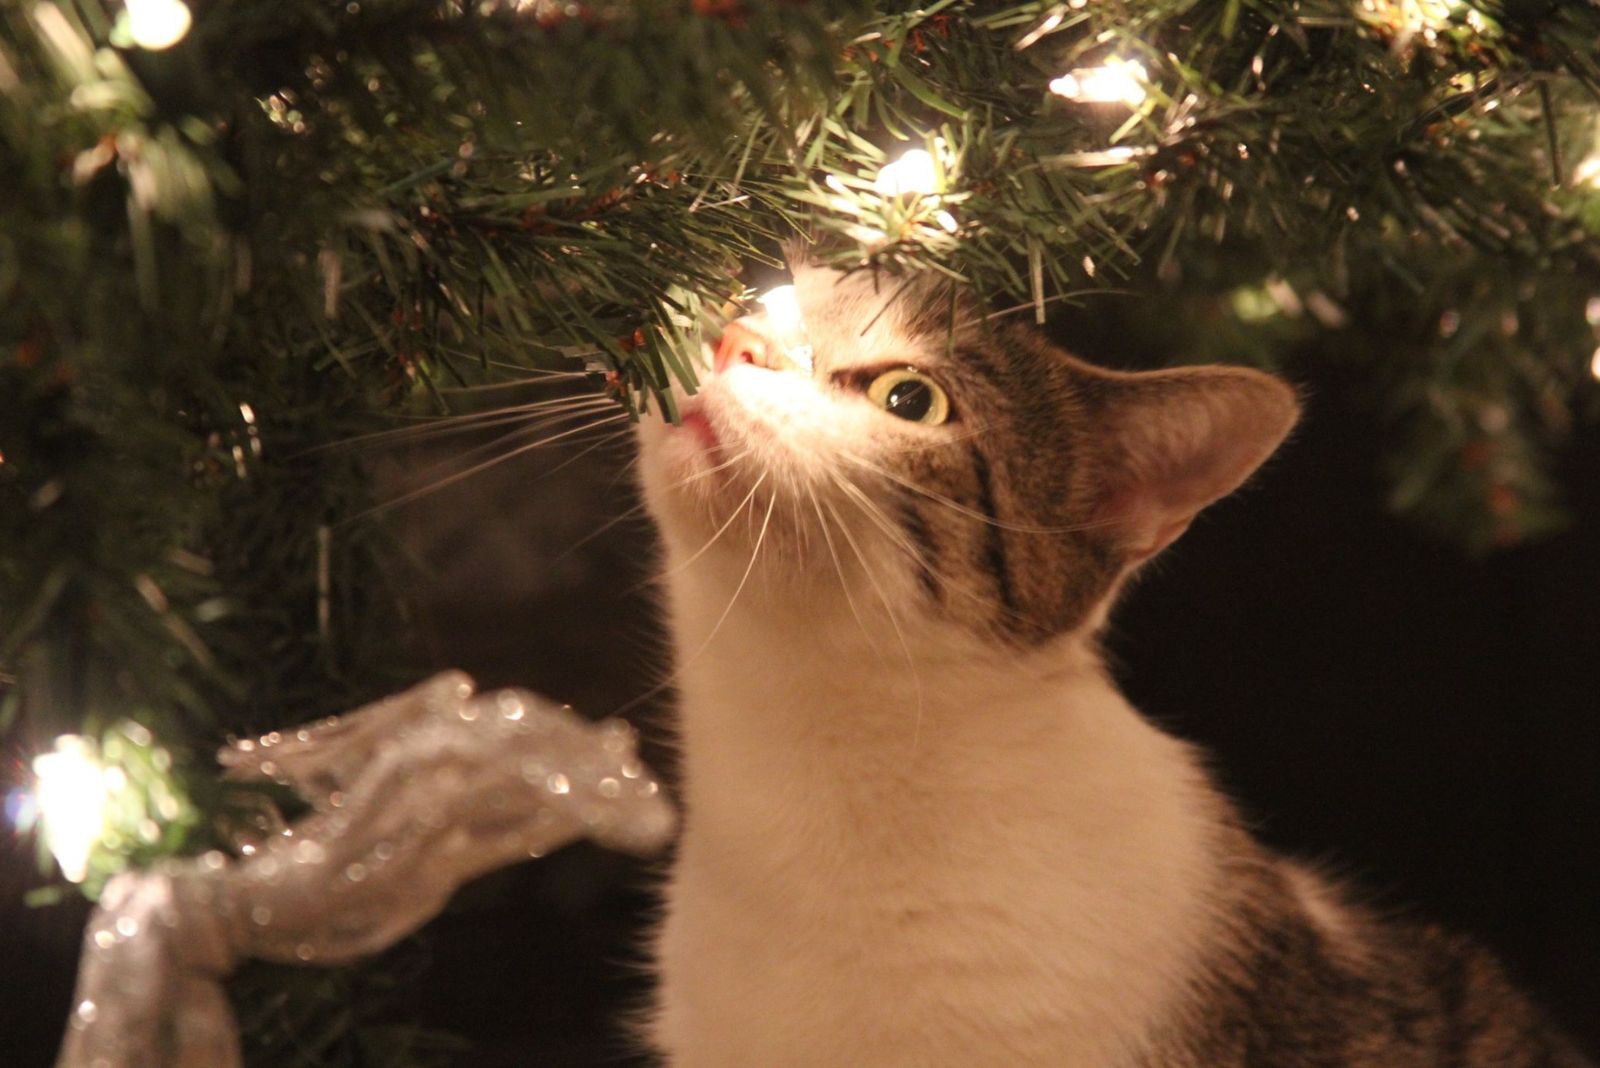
[899, 500, 942, 602]
[968, 445, 1018, 619]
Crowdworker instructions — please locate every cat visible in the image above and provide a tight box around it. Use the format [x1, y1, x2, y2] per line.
[634, 263, 1592, 1067]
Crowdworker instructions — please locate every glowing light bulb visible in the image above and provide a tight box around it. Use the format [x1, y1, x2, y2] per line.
[757, 285, 802, 334]
[755, 285, 813, 373]
[1049, 58, 1149, 107]
[1574, 154, 1600, 189]
[1406, 0, 1464, 30]
[126, 0, 193, 50]
[1590, 344, 1600, 381]
[32, 736, 109, 884]
[874, 148, 941, 198]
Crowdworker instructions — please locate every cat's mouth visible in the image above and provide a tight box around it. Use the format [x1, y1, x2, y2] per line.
[677, 404, 720, 453]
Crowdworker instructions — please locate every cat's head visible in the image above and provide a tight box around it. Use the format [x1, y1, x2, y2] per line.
[637, 264, 1298, 647]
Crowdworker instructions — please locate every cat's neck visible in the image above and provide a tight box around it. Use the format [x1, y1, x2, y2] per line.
[663, 563, 1216, 840]
[657, 566, 1233, 1065]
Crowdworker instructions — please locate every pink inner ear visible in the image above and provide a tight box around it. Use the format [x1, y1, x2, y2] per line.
[1093, 366, 1300, 563]
[1100, 484, 1196, 562]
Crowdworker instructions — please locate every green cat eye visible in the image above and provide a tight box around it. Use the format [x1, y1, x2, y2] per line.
[866, 368, 951, 426]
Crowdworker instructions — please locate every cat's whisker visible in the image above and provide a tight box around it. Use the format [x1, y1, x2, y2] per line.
[521, 425, 635, 489]
[673, 449, 755, 492]
[389, 392, 613, 429]
[982, 286, 1137, 322]
[556, 502, 655, 564]
[837, 449, 1119, 536]
[309, 392, 613, 453]
[704, 488, 776, 652]
[819, 490, 926, 756]
[830, 469, 1035, 622]
[398, 403, 621, 488]
[803, 480, 884, 660]
[621, 477, 774, 709]
[340, 412, 630, 524]
[830, 477, 924, 569]
[611, 450, 761, 597]
[653, 468, 768, 586]
[435, 369, 589, 393]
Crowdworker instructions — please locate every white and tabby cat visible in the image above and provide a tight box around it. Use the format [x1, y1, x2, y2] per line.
[635, 263, 1591, 1067]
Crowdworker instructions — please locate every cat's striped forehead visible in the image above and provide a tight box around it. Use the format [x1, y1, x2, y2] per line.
[786, 264, 1114, 642]
[790, 265, 978, 370]
[643, 264, 1296, 649]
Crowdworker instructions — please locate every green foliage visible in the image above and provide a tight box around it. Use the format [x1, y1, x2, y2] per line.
[3, 1, 1600, 1064]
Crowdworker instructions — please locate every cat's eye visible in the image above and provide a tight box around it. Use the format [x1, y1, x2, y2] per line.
[866, 369, 951, 426]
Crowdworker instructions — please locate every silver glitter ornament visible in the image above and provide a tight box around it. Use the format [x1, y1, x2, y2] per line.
[54, 672, 675, 1068]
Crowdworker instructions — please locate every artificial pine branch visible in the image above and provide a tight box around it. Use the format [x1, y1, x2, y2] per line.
[5, 2, 1600, 1064]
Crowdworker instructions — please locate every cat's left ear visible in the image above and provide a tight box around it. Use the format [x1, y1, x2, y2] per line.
[1090, 365, 1299, 563]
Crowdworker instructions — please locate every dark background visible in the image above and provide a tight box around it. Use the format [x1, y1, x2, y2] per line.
[4, 330, 1597, 1064]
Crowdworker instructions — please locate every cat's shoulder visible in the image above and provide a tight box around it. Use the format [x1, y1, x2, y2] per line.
[1162, 849, 1593, 1067]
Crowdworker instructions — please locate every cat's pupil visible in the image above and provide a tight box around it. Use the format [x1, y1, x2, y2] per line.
[885, 379, 934, 421]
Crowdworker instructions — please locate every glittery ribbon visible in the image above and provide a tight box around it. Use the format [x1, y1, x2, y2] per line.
[54, 672, 676, 1068]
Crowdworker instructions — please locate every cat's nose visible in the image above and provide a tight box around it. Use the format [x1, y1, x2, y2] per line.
[713, 320, 778, 374]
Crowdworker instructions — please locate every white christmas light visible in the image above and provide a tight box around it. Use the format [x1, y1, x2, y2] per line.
[757, 285, 802, 334]
[1049, 58, 1149, 107]
[756, 285, 812, 372]
[33, 736, 110, 884]
[1574, 154, 1600, 189]
[125, 0, 193, 51]
[1590, 344, 1600, 382]
[873, 148, 941, 198]
[1404, 0, 1464, 30]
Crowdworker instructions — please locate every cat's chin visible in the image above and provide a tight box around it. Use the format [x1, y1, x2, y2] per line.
[637, 399, 728, 500]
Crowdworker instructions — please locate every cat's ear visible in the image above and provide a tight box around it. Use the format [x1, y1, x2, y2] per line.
[1090, 366, 1299, 562]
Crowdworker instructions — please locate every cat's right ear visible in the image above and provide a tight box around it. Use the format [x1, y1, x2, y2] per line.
[1088, 365, 1299, 564]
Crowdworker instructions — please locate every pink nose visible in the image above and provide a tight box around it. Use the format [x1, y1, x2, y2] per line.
[713, 321, 776, 373]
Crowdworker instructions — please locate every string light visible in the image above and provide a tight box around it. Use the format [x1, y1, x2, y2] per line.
[33, 736, 110, 883]
[125, 0, 193, 50]
[755, 285, 813, 373]
[757, 285, 802, 335]
[1049, 58, 1148, 107]
[1574, 154, 1600, 189]
[1398, 0, 1465, 31]
[1590, 345, 1600, 381]
[873, 148, 941, 198]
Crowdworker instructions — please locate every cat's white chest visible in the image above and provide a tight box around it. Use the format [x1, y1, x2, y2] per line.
[651, 636, 1223, 1068]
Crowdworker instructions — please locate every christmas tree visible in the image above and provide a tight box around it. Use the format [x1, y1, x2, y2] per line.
[4, 1, 1599, 1065]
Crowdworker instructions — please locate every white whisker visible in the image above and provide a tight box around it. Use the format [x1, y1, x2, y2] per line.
[656, 468, 767, 583]
[342, 412, 630, 523]
[805, 480, 883, 659]
[821, 488, 926, 756]
[312, 393, 612, 453]
[838, 448, 1115, 535]
[693, 488, 776, 660]
[436, 369, 589, 392]
[399, 403, 620, 487]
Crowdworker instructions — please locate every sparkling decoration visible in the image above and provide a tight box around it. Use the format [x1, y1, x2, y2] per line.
[53, 672, 675, 1068]
[1049, 58, 1149, 107]
[124, 0, 193, 50]
[33, 737, 109, 884]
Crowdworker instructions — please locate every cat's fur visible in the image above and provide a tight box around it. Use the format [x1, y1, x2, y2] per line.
[635, 265, 1590, 1067]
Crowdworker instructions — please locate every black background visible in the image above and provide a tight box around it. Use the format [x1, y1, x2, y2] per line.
[4, 333, 1597, 1065]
